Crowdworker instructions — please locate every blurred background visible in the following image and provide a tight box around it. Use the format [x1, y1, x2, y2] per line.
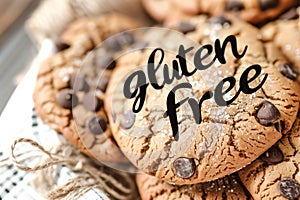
[0, 0, 40, 114]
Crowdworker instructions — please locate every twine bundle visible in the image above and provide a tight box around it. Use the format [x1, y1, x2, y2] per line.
[6, 138, 137, 200]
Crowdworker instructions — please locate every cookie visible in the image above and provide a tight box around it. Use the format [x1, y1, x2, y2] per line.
[238, 109, 300, 200]
[33, 13, 140, 163]
[141, 0, 173, 22]
[260, 7, 300, 82]
[136, 173, 252, 200]
[197, 0, 299, 24]
[141, 0, 200, 26]
[141, 0, 299, 25]
[60, 13, 142, 48]
[104, 15, 300, 184]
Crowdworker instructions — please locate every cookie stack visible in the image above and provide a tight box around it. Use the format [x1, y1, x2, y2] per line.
[33, 1, 300, 199]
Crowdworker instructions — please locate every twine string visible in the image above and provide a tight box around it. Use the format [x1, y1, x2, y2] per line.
[10, 138, 134, 200]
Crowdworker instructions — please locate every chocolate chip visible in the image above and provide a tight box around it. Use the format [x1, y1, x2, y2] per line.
[280, 8, 299, 20]
[83, 93, 103, 111]
[260, 0, 279, 11]
[175, 22, 196, 34]
[173, 157, 196, 179]
[225, 1, 245, 11]
[131, 41, 148, 50]
[85, 116, 107, 135]
[118, 32, 135, 46]
[105, 32, 135, 51]
[279, 63, 298, 81]
[260, 146, 283, 164]
[55, 41, 70, 51]
[95, 56, 116, 70]
[97, 76, 109, 92]
[256, 101, 280, 126]
[70, 74, 89, 92]
[209, 15, 231, 26]
[105, 38, 122, 51]
[57, 89, 78, 109]
[119, 110, 135, 129]
[279, 178, 300, 199]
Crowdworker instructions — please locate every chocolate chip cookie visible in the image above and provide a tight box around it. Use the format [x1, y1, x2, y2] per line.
[197, 0, 299, 24]
[136, 173, 252, 199]
[33, 13, 140, 163]
[239, 109, 300, 200]
[141, 0, 299, 25]
[105, 15, 300, 184]
[260, 7, 300, 82]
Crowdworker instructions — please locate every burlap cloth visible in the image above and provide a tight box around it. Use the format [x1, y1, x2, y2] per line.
[26, 0, 153, 46]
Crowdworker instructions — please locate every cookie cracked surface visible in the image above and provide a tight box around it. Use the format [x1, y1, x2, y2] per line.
[136, 172, 252, 200]
[141, 0, 299, 25]
[105, 15, 300, 184]
[239, 110, 300, 200]
[260, 7, 300, 83]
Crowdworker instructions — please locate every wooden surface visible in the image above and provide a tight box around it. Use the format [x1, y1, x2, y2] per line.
[0, 0, 40, 114]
